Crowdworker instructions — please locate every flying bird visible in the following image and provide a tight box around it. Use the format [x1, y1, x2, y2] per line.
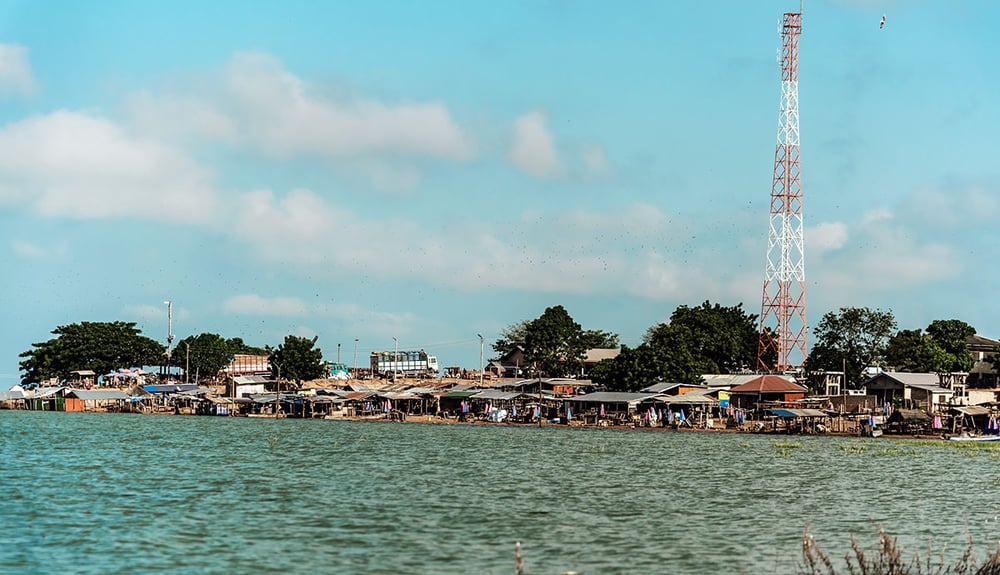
[879, 13, 886, 29]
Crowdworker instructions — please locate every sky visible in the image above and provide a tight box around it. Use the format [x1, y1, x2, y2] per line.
[1, 0, 998, 383]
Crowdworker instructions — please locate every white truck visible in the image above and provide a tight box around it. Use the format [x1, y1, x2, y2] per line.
[370, 350, 439, 379]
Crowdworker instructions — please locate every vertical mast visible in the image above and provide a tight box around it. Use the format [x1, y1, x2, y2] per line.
[758, 10, 807, 372]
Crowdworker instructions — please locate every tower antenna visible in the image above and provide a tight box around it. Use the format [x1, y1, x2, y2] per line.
[757, 8, 807, 372]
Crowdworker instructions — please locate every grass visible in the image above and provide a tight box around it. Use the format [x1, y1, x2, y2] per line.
[800, 523, 1000, 575]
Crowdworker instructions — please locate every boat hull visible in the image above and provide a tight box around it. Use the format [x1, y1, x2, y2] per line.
[947, 435, 1000, 442]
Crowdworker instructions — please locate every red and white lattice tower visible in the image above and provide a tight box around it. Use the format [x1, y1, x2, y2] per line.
[757, 10, 806, 372]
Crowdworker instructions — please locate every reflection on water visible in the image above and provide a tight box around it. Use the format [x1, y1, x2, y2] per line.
[2, 411, 999, 574]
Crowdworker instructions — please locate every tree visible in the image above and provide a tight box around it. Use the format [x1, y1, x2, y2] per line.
[805, 307, 896, 388]
[494, 306, 618, 377]
[665, 301, 760, 373]
[885, 319, 975, 374]
[226, 337, 268, 357]
[926, 320, 976, 372]
[269, 335, 325, 385]
[580, 329, 620, 350]
[523, 306, 589, 377]
[492, 320, 529, 357]
[172, 333, 239, 381]
[19, 321, 164, 384]
[172, 333, 271, 381]
[591, 301, 760, 391]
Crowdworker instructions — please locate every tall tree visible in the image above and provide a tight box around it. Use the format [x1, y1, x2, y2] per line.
[885, 319, 975, 374]
[665, 301, 760, 373]
[886, 330, 954, 373]
[269, 335, 325, 385]
[591, 301, 760, 391]
[173, 332, 264, 381]
[494, 306, 618, 377]
[523, 306, 588, 377]
[926, 319, 976, 372]
[226, 337, 268, 357]
[805, 307, 896, 388]
[492, 320, 529, 356]
[19, 321, 164, 384]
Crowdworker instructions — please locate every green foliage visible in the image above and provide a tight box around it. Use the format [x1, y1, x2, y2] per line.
[495, 306, 618, 377]
[593, 301, 759, 391]
[269, 335, 325, 384]
[805, 307, 896, 388]
[492, 320, 529, 356]
[885, 319, 975, 373]
[523, 306, 589, 377]
[172, 333, 267, 381]
[225, 337, 267, 357]
[19, 321, 165, 384]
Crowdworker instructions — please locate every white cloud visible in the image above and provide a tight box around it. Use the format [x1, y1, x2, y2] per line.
[861, 207, 893, 225]
[223, 294, 309, 317]
[124, 303, 192, 324]
[902, 185, 1000, 228]
[0, 44, 36, 97]
[807, 221, 848, 255]
[509, 111, 563, 177]
[583, 145, 610, 176]
[0, 111, 217, 222]
[124, 90, 237, 144]
[11, 240, 49, 259]
[223, 188, 732, 298]
[226, 52, 474, 160]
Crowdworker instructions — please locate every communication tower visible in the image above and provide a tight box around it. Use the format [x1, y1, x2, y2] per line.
[757, 10, 807, 372]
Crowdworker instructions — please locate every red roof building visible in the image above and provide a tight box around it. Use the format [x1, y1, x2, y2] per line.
[729, 375, 807, 408]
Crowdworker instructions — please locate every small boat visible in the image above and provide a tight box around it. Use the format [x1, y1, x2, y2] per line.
[947, 434, 1000, 442]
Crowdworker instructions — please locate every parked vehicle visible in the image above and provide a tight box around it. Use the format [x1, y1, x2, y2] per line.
[370, 350, 439, 379]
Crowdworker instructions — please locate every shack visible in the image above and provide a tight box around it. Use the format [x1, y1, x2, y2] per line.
[885, 408, 933, 435]
[862, 372, 955, 413]
[64, 389, 129, 412]
[728, 375, 807, 409]
[767, 408, 830, 434]
[566, 391, 663, 424]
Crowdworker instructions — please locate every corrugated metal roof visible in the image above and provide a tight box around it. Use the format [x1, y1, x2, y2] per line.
[234, 375, 270, 385]
[441, 390, 480, 398]
[663, 393, 717, 405]
[401, 387, 439, 395]
[144, 384, 200, 393]
[571, 392, 661, 403]
[66, 389, 128, 401]
[584, 348, 621, 363]
[952, 405, 991, 416]
[769, 408, 828, 418]
[702, 374, 793, 388]
[470, 390, 521, 401]
[0, 390, 25, 400]
[730, 375, 807, 394]
[32, 387, 66, 398]
[640, 382, 684, 393]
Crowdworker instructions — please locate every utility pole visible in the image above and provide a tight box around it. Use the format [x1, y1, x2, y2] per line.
[477, 333, 484, 386]
[164, 300, 174, 378]
[393, 336, 398, 381]
[354, 338, 359, 379]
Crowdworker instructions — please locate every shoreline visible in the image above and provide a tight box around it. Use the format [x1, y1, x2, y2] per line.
[316, 411, 951, 441]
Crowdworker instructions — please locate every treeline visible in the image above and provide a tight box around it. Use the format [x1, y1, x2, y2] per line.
[18, 322, 325, 385]
[493, 304, 994, 391]
[17, 303, 996, 389]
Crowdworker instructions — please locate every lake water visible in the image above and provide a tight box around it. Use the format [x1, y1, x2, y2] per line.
[2, 411, 1000, 574]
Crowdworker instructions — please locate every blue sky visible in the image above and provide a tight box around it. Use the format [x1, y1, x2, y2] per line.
[1, 0, 998, 383]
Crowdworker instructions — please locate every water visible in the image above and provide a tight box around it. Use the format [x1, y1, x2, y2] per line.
[2, 412, 1000, 574]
